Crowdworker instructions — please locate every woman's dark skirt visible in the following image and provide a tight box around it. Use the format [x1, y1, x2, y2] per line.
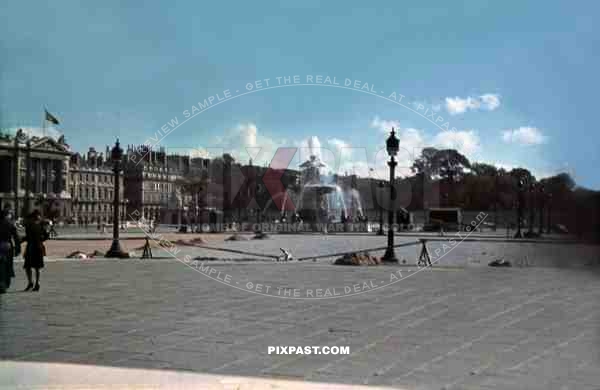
[24, 242, 44, 269]
[0, 241, 15, 291]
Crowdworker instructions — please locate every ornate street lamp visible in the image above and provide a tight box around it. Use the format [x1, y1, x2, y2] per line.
[382, 128, 399, 263]
[514, 177, 525, 239]
[105, 139, 128, 258]
[377, 181, 385, 236]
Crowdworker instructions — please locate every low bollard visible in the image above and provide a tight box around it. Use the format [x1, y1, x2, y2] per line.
[141, 237, 153, 259]
[417, 238, 432, 267]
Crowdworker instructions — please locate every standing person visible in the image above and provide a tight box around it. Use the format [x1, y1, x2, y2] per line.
[22, 210, 48, 292]
[0, 208, 19, 294]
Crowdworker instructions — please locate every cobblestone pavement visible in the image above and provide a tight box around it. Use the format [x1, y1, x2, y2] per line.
[1, 255, 600, 389]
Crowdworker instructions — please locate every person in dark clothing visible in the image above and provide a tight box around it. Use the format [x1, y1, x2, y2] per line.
[0, 208, 19, 293]
[22, 210, 48, 292]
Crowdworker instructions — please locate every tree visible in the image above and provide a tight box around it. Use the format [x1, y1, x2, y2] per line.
[411, 147, 439, 179]
[542, 172, 575, 193]
[431, 149, 471, 182]
[470, 162, 498, 178]
[509, 167, 534, 184]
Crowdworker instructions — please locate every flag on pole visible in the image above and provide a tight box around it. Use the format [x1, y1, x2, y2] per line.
[45, 109, 60, 125]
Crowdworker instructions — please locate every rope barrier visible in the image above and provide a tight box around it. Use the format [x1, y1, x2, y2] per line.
[416, 237, 584, 245]
[296, 240, 422, 261]
[196, 245, 280, 260]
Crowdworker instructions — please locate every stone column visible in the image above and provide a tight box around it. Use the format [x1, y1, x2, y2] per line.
[46, 160, 52, 194]
[36, 159, 42, 194]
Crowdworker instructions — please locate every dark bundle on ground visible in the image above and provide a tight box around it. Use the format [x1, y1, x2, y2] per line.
[158, 240, 175, 249]
[489, 259, 511, 267]
[334, 252, 382, 266]
[174, 237, 207, 246]
[253, 232, 270, 240]
[226, 234, 249, 241]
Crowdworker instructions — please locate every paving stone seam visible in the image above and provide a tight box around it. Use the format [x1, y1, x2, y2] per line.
[438, 307, 597, 389]
[261, 294, 456, 375]
[391, 307, 547, 380]
[12, 292, 273, 361]
[205, 288, 420, 372]
[506, 331, 589, 372]
[314, 308, 451, 376]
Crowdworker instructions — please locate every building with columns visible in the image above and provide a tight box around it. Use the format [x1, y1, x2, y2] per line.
[0, 130, 71, 219]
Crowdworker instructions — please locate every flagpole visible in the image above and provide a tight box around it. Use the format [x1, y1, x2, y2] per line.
[42, 106, 46, 138]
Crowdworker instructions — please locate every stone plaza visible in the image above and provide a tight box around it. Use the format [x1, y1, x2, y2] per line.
[1, 232, 600, 389]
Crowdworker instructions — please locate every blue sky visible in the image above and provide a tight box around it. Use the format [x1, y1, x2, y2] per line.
[1, 1, 598, 187]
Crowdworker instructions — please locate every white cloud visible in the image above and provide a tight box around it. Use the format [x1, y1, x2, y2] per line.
[239, 123, 257, 147]
[327, 138, 352, 159]
[501, 127, 546, 145]
[432, 129, 480, 155]
[370, 116, 400, 133]
[445, 96, 480, 115]
[211, 122, 284, 165]
[445, 94, 501, 115]
[484, 160, 563, 181]
[480, 94, 501, 111]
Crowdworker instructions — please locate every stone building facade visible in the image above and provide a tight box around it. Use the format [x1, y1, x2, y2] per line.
[124, 145, 211, 225]
[68, 147, 124, 225]
[0, 131, 71, 219]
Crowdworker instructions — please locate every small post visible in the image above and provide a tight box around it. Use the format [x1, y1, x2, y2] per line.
[141, 237, 153, 259]
[417, 238, 432, 267]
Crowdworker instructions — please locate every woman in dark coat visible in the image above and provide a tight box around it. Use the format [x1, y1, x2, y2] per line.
[22, 210, 48, 292]
[0, 208, 19, 293]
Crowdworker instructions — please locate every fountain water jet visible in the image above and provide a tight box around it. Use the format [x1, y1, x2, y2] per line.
[295, 154, 364, 227]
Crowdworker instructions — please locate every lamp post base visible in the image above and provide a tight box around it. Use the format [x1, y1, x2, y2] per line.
[376, 227, 384, 236]
[382, 248, 398, 263]
[105, 240, 130, 258]
[513, 230, 522, 239]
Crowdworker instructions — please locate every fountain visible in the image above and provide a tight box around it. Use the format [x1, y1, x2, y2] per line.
[296, 154, 364, 229]
[260, 138, 365, 231]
